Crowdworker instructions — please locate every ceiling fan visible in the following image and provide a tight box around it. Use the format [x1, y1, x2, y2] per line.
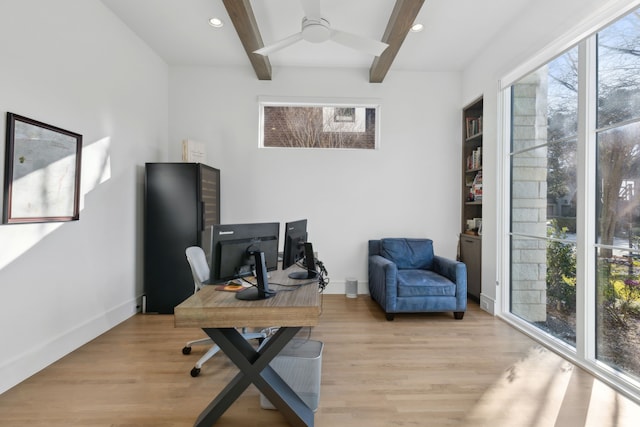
[253, 0, 389, 57]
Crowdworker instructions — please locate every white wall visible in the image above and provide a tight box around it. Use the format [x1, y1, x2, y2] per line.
[169, 67, 462, 292]
[0, 0, 168, 393]
[461, 0, 636, 312]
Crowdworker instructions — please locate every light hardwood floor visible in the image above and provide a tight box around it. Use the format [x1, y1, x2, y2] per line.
[1, 295, 639, 427]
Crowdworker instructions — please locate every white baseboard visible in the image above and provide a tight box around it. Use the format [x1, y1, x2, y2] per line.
[0, 297, 139, 395]
[479, 293, 495, 315]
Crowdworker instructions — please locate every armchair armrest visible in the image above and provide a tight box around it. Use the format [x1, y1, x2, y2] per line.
[433, 256, 467, 310]
[368, 254, 398, 312]
[432, 256, 462, 282]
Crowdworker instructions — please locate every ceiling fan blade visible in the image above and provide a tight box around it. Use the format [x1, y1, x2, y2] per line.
[300, 0, 322, 20]
[253, 32, 304, 56]
[330, 29, 389, 57]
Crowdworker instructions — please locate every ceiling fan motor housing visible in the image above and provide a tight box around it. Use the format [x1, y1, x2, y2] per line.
[301, 17, 331, 43]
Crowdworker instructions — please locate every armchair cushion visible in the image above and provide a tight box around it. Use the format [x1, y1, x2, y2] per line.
[380, 238, 433, 270]
[397, 270, 457, 297]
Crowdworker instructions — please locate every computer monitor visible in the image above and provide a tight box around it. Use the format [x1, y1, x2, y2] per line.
[209, 222, 280, 301]
[282, 219, 318, 280]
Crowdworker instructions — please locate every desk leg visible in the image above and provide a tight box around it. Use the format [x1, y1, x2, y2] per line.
[193, 327, 313, 427]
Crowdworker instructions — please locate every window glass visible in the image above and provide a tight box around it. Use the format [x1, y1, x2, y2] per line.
[595, 115, 640, 381]
[597, 11, 640, 128]
[595, 11, 640, 380]
[510, 48, 578, 347]
[596, 247, 640, 379]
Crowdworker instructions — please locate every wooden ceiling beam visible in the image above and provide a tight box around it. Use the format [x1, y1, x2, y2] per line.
[222, 0, 272, 80]
[369, 0, 425, 83]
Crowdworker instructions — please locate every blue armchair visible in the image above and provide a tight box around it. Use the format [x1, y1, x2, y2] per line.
[368, 238, 467, 320]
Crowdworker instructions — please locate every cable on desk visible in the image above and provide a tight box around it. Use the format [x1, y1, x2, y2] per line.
[238, 257, 330, 295]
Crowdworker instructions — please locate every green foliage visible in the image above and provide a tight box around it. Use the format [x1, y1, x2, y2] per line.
[599, 258, 640, 328]
[546, 220, 577, 311]
[546, 221, 640, 327]
[554, 217, 577, 234]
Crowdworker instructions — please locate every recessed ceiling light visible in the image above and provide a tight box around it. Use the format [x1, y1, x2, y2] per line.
[208, 18, 223, 28]
[410, 23, 424, 33]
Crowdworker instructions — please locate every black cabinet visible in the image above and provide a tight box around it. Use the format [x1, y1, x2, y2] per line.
[460, 235, 481, 301]
[144, 163, 220, 313]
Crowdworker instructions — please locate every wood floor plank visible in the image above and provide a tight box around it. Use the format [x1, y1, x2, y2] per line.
[0, 295, 639, 426]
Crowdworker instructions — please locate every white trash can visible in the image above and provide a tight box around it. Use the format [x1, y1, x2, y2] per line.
[345, 277, 358, 298]
[260, 338, 323, 412]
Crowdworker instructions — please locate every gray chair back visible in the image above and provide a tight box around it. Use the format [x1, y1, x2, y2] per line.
[185, 246, 209, 292]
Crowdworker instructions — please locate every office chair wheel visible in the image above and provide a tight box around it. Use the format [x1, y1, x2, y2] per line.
[182, 346, 192, 355]
[190, 367, 201, 377]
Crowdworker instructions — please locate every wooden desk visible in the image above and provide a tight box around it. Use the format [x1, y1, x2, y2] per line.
[174, 269, 321, 427]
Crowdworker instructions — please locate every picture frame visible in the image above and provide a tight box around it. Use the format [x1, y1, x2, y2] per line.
[259, 96, 381, 150]
[3, 112, 83, 224]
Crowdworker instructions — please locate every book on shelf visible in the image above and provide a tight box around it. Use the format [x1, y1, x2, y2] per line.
[472, 170, 483, 201]
[473, 185, 483, 201]
[472, 170, 483, 185]
[465, 115, 483, 139]
[466, 146, 482, 170]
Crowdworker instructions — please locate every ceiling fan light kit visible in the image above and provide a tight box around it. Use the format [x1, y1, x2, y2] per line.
[301, 18, 331, 43]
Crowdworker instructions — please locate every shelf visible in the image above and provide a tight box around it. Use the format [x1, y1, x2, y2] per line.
[461, 233, 481, 240]
[466, 167, 482, 173]
[465, 132, 482, 142]
[465, 200, 482, 205]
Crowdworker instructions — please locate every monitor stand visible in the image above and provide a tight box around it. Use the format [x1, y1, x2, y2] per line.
[288, 242, 319, 280]
[236, 251, 275, 301]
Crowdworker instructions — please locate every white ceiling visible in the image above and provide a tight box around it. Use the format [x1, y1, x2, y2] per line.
[100, 0, 535, 72]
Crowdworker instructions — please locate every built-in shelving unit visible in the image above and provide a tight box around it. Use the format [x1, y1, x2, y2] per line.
[460, 97, 483, 301]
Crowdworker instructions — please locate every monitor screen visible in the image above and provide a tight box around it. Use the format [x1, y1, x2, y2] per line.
[209, 222, 280, 300]
[282, 219, 308, 270]
[282, 219, 317, 280]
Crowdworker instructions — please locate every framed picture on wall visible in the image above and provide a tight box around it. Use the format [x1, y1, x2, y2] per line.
[3, 112, 83, 224]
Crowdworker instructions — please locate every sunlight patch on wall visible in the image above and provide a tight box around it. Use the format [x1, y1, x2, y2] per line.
[0, 137, 111, 270]
[0, 222, 63, 270]
[79, 136, 111, 209]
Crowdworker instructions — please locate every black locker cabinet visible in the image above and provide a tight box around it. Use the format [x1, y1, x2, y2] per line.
[144, 163, 220, 313]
